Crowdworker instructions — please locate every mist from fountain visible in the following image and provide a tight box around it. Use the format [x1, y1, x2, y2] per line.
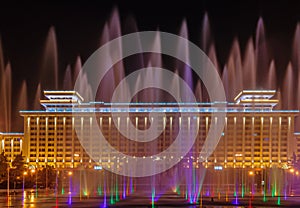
[15, 80, 28, 131]
[0, 7, 299, 207]
[40, 26, 58, 90]
[33, 83, 41, 110]
[283, 62, 294, 109]
[63, 65, 72, 90]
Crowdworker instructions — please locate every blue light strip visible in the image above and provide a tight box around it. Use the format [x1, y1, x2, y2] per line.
[20, 108, 299, 113]
[0, 132, 24, 135]
[19, 101, 300, 114]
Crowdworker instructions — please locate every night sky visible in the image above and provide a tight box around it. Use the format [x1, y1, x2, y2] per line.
[0, 0, 299, 99]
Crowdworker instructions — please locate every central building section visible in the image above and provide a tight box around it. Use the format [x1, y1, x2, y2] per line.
[20, 90, 297, 171]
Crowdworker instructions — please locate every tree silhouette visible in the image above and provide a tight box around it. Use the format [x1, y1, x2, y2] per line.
[11, 153, 25, 171]
[39, 165, 56, 188]
[10, 152, 26, 188]
[0, 151, 8, 183]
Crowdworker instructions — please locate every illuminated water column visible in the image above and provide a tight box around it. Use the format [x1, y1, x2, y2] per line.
[251, 117, 254, 169]
[103, 172, 107, 208]
[45, 117, 49, 193]
[25, 117, 30, 164]
[287, 117, 291, 197]
[242, 117, 246, 197]
[260, 117, 264, 171]
[233, 117, 236, 169]
[36, 117, 40, 197]
[88, 116, 93, 196]
[196, 116, 201, 201]
[170, 116, 180, 194]
[268, 117, 273, 197]
[224, 117, 229, 201]
[278, 117, 282, 166]
[71, 117, 75, 171]
[68, 171, 73, 205]
[10, 138, 13, 162]
[277, 117, 282, 202]
[205, 116, 209, 170]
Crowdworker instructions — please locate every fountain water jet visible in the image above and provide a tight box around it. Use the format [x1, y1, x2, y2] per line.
[255, 17, 270, 88]
[33, 83, 41, 110]
[40, 26, 58, 90]
[282, 62, 294, 109]
[224, 38, 243, 101]
[266, 60, 277, 89]
[63, 65, 72, 90]
[0, 63, 12, 131]
[243, 38, 256, 89]
[15, 80, 28, 131]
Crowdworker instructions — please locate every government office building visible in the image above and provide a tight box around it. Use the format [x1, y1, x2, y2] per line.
[13, 89, 299, 171]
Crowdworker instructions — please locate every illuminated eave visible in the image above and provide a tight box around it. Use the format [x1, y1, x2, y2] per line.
[0, 132, 24, 136]
[237, 99, 279, 107]
[234, 90, 276, 102]
[44, 90, 84, 102]
[294, 132, 300, 136]
[19, 107, 299, 115]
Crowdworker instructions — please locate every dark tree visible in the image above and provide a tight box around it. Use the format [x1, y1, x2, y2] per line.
[38, 165, 56, 188]
[10, 152, 26, 188]
[0, 151, 8, 183]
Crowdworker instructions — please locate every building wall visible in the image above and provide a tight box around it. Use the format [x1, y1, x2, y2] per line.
[21, 111, 296, 170]
[0, 133, 24, 162]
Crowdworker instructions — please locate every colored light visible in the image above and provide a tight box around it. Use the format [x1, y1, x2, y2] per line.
[277, 196, 281, 205]
[214, 166, 223, 170]
[94, 166, 102, 170]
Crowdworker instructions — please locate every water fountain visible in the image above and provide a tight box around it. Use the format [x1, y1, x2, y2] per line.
[0, 7, 300, 208]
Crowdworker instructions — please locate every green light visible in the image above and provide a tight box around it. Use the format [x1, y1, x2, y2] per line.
[110, 193, 115, 204]
[177, 187, 180, 195]
[97, 186, 102, 196]
[110, 178, 115, 204]
[61, 187, 64, 195]
[83, 190, 88, 196]
[193, 166, 196, 197]
[242, 184, 244, 198]
[130, 178, 134, 193]
[277, 196, 281, 205]
[151, 186, 155, 205]
[115, 177, 119, 202]
[263, 193, 267, 202]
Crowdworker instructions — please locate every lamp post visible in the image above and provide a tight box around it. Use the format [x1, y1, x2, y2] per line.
[68, 171, 73, 205]
[46, 165, 48, 193]
[55, 170, 59, 197]
[7, 166, 10, 198]
[74, 153, 81, 200]
[23, 171, 27, 193]
[289, 168, 295, 195]
[249, 170, 254, 196]
[31, 169, 37, 197]
[79, 165, 83, 200]
[68, 171, 73, 194]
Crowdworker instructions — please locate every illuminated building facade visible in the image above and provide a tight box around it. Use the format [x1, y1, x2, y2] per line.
[0, 132, 24, 162]
[19, 90, 298, 170]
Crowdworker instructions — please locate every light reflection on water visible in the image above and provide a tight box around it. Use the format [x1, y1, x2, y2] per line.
[0, 191, 297, 208]
[0, 194, 245, 208]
